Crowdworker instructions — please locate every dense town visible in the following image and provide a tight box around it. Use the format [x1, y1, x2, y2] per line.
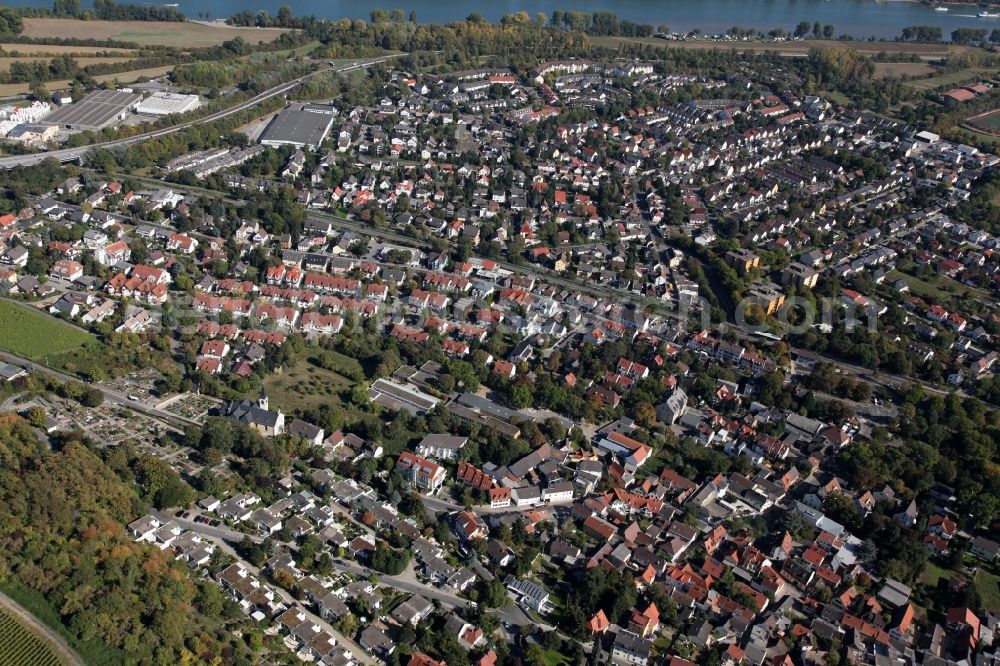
[0, 7, 998, 666]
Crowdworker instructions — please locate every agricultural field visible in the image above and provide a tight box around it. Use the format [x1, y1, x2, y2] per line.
[873, 62, 936, 79]
[21, 18, 289, 49]
[0, 606, 71, 666]
[0, 300, 94, 361]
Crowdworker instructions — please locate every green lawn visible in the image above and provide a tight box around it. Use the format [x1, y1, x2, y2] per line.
[0, 300, 94, 360]
[974, 568, 1000, 613]
[818, 90, 851, 107]
[887, 270, 950, 301]
[540, 650, 569, 666]
[919, 561, 953, 588]
[886, 269, 983, 302]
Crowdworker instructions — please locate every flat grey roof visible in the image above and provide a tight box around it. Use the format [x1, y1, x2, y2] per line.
[44, 89, 139, 130]
[260, 104, 337, 149]
[370, 378, 439, 414]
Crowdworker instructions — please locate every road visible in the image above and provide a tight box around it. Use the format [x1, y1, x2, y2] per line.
[153, 511, 376, 664]
[328, 558, 469, 609]
[166, 507, 560, 639]
[166, 510, 470, 612]
[308, 210, 657, 307]
[0, 590, 85, 666]
[0, 55, 401, 170]
[784, 345, 967, 400]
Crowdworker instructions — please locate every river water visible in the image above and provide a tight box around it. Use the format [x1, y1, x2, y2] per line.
[4, 0, 999, 39]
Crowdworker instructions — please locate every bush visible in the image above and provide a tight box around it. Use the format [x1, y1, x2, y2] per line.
[371, 544, 409, 576]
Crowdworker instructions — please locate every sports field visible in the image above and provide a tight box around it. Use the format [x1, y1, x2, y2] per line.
[971, 110, 1000, 130]
[21, 18, 289, 49]
[0, 300, 93, 360]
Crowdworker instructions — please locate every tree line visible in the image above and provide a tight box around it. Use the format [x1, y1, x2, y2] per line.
[44, 0, 185, 21]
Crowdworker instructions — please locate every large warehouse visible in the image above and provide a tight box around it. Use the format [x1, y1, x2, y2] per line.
[43, 89, 140, 131]
[259, 104, 337, 150]
[135, 92, 201, 116]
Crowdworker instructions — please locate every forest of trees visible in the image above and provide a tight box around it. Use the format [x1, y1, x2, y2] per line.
[0, 7, 22, 34]
[91, 0, 184, 22]
[0, 414, 252, 664]
[900, 26, 944, 42]
[47, 0, 184, 21]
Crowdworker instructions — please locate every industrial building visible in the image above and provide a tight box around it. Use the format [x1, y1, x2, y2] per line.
[259, 104, 337, 150]
[135, 92, 201, 116]
[43, 89, 140, 131]
[6, 123, 57, 144]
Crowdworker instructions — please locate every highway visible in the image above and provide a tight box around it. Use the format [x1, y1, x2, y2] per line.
[0, 55, 400, 170]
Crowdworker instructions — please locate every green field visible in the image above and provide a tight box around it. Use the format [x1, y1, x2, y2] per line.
[0, 300, 94, 360]
[263, 351, 362, 414]
[972, 111, 1000, 130]
[886, 269, 984, 302]
[974, 568, 1000, 613]
[919, 561, 953, 588]
[540, 649, 570, 666]
[0, 606, 67, 666]
[818, 90, 851, 107]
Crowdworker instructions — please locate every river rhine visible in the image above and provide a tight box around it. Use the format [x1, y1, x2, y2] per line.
[3, 0, 999, 39]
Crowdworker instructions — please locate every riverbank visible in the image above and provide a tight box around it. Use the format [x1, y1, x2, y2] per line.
[3, 0, 997, 39]
[589, 34, 981, 59]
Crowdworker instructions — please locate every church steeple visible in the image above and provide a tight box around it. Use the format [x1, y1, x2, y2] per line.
[257, 387, 269, 411]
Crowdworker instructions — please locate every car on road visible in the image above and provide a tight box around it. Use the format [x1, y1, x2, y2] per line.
[210, 520, 221, 527]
